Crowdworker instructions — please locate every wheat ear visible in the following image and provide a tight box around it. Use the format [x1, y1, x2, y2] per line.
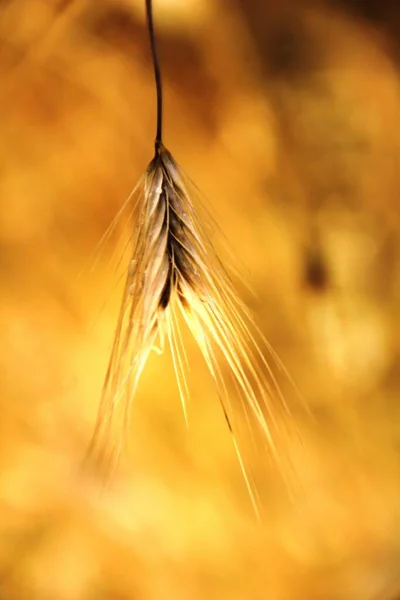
[86, 0, 300, 517]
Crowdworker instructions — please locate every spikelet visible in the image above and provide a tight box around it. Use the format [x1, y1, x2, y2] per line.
[86, 142, 299, 516]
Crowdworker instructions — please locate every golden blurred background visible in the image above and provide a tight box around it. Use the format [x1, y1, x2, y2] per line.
[0, 0, 400, 598]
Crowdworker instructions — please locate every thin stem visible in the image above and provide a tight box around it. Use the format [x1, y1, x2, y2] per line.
[145, 0, 163, 150]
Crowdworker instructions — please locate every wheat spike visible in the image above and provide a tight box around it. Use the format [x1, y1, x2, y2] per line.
[87, 142, 300, 516]
[85, 0, 302, 517]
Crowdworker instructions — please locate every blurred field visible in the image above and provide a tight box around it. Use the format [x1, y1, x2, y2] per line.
[0, 0, 400, 598]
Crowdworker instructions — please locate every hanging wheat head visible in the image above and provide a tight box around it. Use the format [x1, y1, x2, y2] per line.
[86, 0, 303, 517]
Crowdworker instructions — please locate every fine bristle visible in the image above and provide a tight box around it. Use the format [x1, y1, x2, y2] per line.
[86, 143, 301, 515]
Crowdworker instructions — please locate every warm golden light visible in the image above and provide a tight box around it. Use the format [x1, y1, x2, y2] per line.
[0, 1, 399, 598]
